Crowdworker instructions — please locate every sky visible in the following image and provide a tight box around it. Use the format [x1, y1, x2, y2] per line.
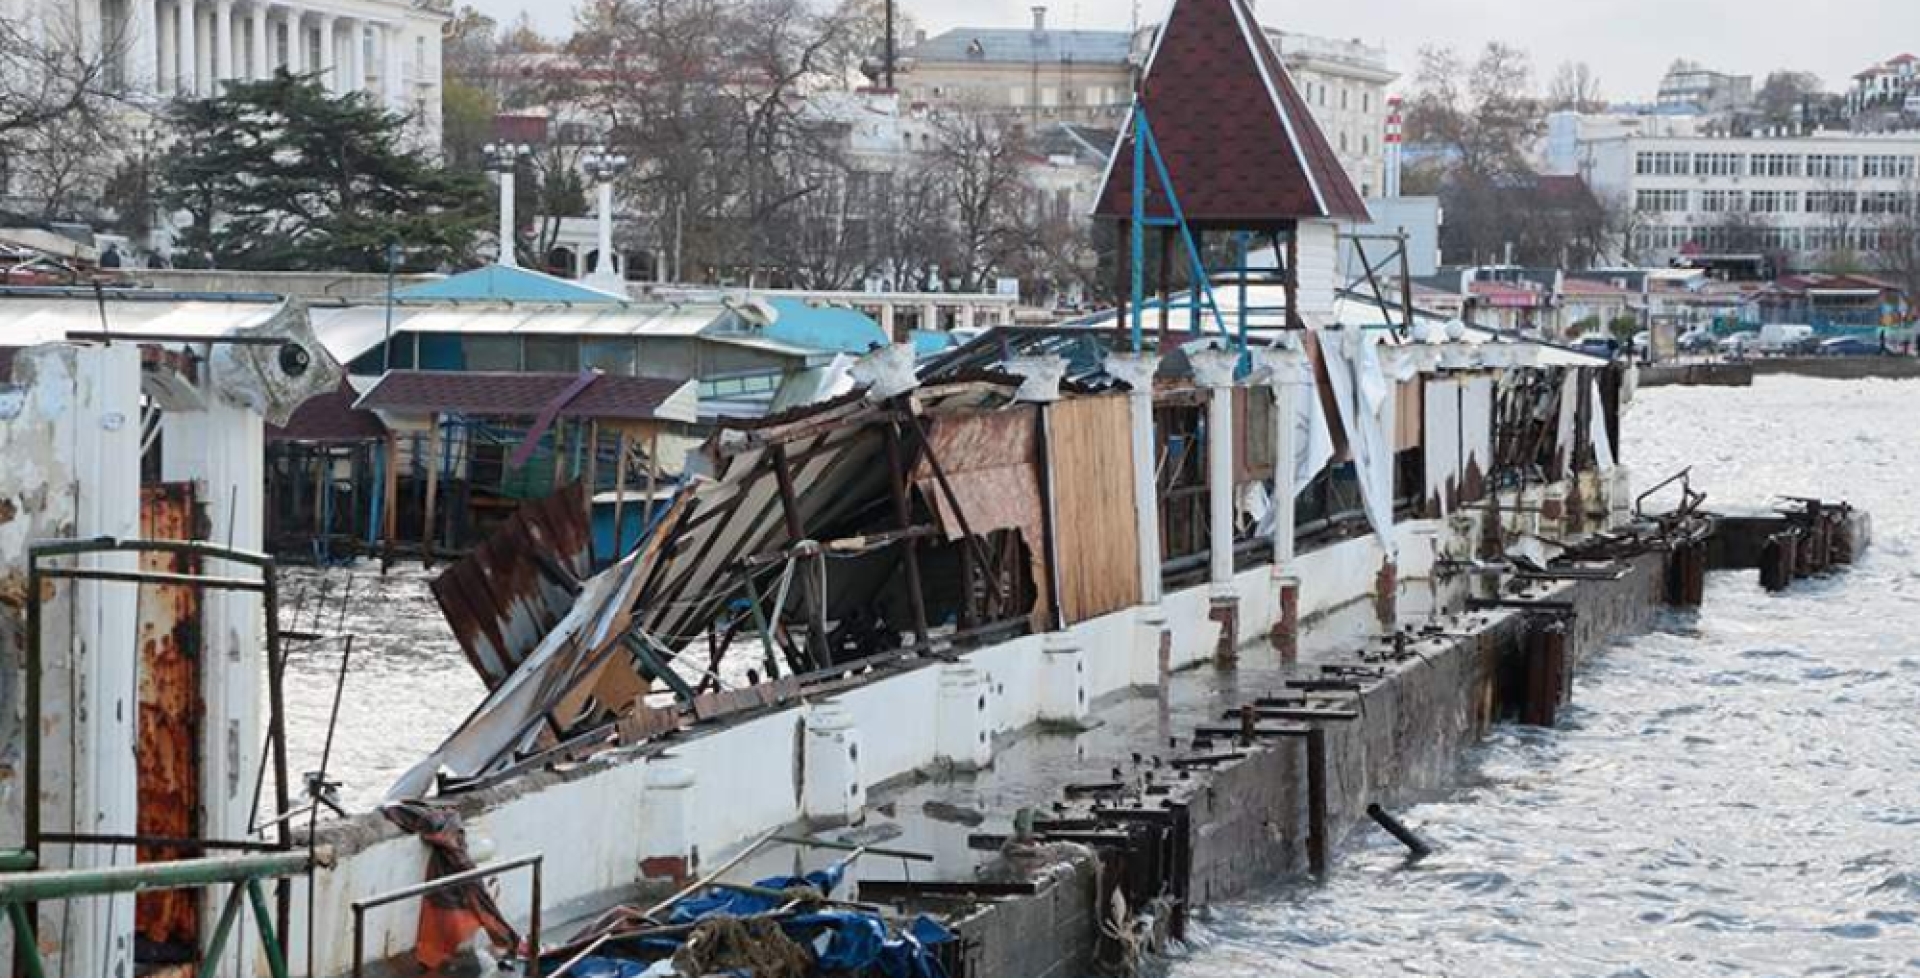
[470, 0, 1920, 102]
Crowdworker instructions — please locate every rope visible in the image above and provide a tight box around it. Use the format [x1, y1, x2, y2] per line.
[669, 915, 813, 978]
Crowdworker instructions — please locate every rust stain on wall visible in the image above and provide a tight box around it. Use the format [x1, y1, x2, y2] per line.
[135, 483, 202, 953]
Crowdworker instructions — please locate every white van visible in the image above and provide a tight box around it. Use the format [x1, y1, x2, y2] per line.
[1756, 324, 1815, 353]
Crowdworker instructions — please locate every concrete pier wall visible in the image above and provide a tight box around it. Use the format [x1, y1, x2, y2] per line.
[303, 517, 1458, 974]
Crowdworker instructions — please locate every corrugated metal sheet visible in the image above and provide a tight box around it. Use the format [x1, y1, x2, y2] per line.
[431, 484, 595, 688]
[1050, 395, 1143, 624]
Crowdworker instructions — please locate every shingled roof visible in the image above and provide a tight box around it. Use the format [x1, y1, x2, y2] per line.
[355, 371, 697, 423]
[1093, 0, 1369, 226]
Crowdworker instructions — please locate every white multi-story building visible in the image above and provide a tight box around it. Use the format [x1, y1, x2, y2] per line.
[1545, 111, 1920, 270]
[896, 9, 1395, 197]
[5, 0, 447, 146]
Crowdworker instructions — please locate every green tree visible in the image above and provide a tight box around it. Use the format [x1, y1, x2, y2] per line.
[441, 78, 497, 172]
[158, 72, 487, 271]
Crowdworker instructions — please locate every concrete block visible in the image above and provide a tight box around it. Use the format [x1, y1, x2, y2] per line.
[935, 664, 993, 770]
[1038, 633, 1090, 726]
[803, 703, 864, 827]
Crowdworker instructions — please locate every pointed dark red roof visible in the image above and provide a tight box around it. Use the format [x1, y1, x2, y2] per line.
[1093, 0, 1369, 226]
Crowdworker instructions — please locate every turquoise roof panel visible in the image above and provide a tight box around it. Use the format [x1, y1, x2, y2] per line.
[396, 264, 628, 304]
[764, 298, 888, 354]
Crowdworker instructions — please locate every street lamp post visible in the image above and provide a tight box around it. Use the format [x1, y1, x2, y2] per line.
[582, 146, 631, 290]
[484, 142, 531, 267]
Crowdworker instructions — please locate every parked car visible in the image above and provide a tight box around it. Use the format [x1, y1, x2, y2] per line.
[1677, 329, 1717, 354]
[1631, 330, 1650, 357]
[1718, 331, 1759, 356]
[1572, 334, 1619, 359]
[1817, 336, 1883, 357]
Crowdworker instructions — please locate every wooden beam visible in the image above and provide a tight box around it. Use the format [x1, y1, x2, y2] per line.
[584, 420, 601, 565]
[882, 415, 931, 646]
[381, 431, 400, 571]
[769, 443, 831, 670]
[611, 429, 631, 561]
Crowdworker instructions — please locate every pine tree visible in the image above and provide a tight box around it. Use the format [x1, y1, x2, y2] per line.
[158, 72, 487, 271]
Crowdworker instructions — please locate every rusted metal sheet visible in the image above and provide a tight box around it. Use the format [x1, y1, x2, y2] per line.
[135, 483, 202, 954]
[431, 483, 594, 688]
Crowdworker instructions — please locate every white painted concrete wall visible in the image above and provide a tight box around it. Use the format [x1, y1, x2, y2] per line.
[303, 511, 1481, 975]
[0, 344, 141, 977]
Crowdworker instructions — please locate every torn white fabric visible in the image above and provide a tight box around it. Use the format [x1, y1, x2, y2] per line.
[1588, 376, 1616, 473]
[1321, 329, 1398, 558]
[1554, 370, 1580, 477]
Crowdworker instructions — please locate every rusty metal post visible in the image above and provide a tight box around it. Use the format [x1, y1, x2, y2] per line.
[1305, 727, 1329, 878]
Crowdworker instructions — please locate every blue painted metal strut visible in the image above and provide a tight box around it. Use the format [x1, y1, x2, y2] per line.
[1126, 100, 1233, 351]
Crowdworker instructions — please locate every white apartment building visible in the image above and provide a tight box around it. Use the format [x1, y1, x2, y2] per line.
[897, 10, 1395, 198]
[6, 0, 447, 146]
[1545, 112, 1920, 269]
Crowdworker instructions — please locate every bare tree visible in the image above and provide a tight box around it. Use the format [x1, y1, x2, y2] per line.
[1548, 61, 1606, 113]
[1, 11, 131, 223]
[917, 106, 1031, 293]
[1753, 70, 1822, 128]
[1868, 173, 1920, 305]
[1404, 42, 1541, 183]
[0, 15, 126, 140]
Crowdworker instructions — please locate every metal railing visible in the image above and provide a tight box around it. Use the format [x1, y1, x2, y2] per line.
[350, 853, 545, 978]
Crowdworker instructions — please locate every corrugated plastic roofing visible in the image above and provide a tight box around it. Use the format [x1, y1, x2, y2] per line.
[394, 264, 631, 304]
[355, 370, 693, 422]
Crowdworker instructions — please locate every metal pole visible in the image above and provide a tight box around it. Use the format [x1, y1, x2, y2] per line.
[1130, 103, 1146, 352]
[382, 239, 398, 372]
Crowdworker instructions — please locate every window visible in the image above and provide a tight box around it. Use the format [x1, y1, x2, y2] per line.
[1635, 151, 1689, 176]
[1694, 152, 1741, 177]
[582, 339, 638, 375]
[523, 336, 580, 373]
[1748, 153, 1803, 178]
[1750, 190, 1800, 213]
[1863, 154, 1916, 179]
[1341, 88, 1350, 110]
[1362, 135, 1371, 154]
[463, 336, 519, 371]
[1807, 154, 1860, 179]
[1699, 189, 1744, 212]
[1339, 132, 1348, 152]
[1636, 189, 1689, 213]
[1363, 92, 1372, 113]
[1864, 191, 1909, 215]
[1806, 190, 1859, 214]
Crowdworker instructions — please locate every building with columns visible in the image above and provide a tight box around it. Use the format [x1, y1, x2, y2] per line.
[8, 0, 448, 147]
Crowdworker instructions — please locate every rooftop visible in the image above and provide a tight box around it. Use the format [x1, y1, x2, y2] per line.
[394, 264, 631, 305]
[355, 370, 698, 423]
[1092, 0, 1368, 225]
[904, 27, 1134, 67]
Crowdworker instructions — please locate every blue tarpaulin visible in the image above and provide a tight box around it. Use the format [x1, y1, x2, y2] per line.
[563, 859, 956, 977]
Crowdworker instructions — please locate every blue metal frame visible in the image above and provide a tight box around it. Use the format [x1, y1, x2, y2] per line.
[1126, 100, 1232, 351]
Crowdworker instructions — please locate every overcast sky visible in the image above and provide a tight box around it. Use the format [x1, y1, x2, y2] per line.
[472, 0, 1918, 102]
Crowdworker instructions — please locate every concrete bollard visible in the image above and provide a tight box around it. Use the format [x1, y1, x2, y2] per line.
[1136, 605, 1171, 687]
[935, 664, 993, 770]
[803, 703, 864, 827]
[1210, 584, 1240, 668]
[1269, 570, 1300, 663]
[1038, 632, 1090, 727]
[640, 763, 698, 884]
